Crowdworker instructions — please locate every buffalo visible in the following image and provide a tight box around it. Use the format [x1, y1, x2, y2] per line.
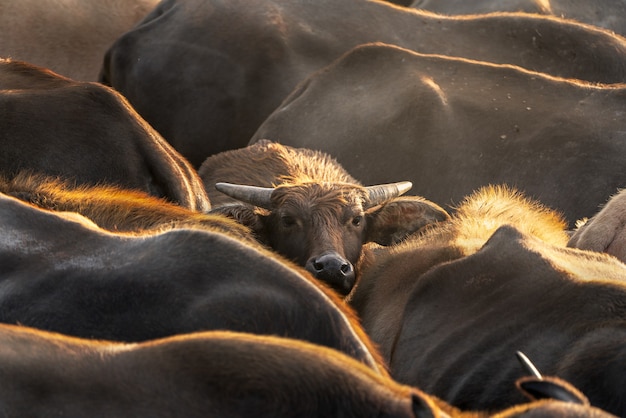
[0, 192, 384, 373]
[199, 140, 449, 295]
[0, 323, 615, 417]
[0, 59, 209, 211]
[101, 0, 626, 165]
[350, 185, 626, 416]
[0, 326, 431, 418]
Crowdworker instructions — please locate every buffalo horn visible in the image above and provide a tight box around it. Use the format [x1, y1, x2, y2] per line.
[366, 181, 413, 207]
[215, 182, 274, 209]
[515, 351, 543, 379]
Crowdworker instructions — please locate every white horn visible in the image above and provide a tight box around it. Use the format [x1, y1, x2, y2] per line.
[215, 182, 275, 209]
[365, 181, 413, 207]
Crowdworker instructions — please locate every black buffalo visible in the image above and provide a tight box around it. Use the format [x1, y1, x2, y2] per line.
[101, 0, 626, 165]
[0, 192, 385, 373]
[0, 326, 431, 418]
[251, 43, 626, 227]
[0, 58, 209, 211]
[199, 140, 449, 295]
[350, 185, 626, 416]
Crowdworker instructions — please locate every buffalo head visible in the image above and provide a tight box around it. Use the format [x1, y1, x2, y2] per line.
[212, 180, 449, 295]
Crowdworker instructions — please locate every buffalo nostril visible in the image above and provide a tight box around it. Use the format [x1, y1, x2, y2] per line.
[340, 263, 352, 274]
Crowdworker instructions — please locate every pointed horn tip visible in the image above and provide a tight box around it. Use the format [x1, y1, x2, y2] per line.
[397, 181, 413, 195]
[214, 182, 242, 197]
[215, 182, 230, 192]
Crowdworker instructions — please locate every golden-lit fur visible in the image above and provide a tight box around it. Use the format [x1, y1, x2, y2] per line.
[394, 185, 569, 257]
[449, 185, 569, 253]
[0, 172, 252, 240]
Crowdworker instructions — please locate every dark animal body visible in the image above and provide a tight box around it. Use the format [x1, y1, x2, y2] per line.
[0, 59, 209, 211]
[101, 0, 626, 165]
[350, 185, 626, 416]
[0, 324, 616, 417]
[410, 0, 626, 36]
[199, 140, 449, 295]
[251, 43, 626, 227]
[0, 192, 385, 373]
[0, 0, 159, 81]
[0, 326, 427, 418]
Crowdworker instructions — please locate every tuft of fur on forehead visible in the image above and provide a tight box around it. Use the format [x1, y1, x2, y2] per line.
[397, 185, 569, 256]
[271, 182, 367, 210]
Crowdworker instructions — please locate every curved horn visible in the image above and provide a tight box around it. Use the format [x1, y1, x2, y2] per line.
[366, 181, 413, 207]
[215, 182, 275, 209]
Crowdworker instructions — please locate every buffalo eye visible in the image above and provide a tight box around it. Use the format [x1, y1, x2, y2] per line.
[281, 215, 297, 228]
[351, 215, 363, 227]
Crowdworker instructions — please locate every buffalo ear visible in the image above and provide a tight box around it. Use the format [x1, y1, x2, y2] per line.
[365, 196, 450, 246]
[516, 376, 589, 405]
[208, 204, 266, 237]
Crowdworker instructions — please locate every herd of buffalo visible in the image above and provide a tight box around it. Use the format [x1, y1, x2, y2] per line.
[2, 0, 626, 416]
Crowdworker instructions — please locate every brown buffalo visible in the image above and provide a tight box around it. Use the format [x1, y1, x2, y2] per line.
[350, 185, 626, 415]
[0, 59, 209, 212]
[0, 324, 615, 417]
[199, 140, 449, 295]
[0, 0, 159, 81]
